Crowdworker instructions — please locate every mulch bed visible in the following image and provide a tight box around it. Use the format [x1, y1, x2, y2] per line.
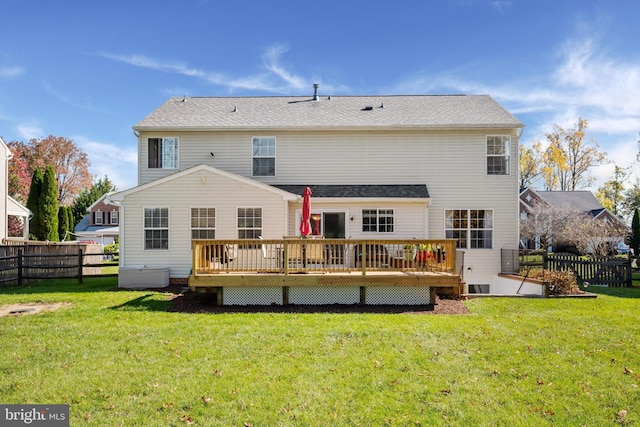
[161, 285, 469, 315]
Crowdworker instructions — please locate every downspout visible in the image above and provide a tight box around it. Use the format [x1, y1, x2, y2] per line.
[133, 129, 140, 186]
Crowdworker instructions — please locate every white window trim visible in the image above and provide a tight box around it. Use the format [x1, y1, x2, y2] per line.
[362, 208, 395, 233]
[251, 136, 276, 177]
[94, 210, 103, 225]
[236, 206, 263, 239]
[148, 137, 179, 169]
[143, 207, 170, 251]
[109, 210, 119, 225]
[486, 135, 511, 176]
[190, 207, 216, 241]
[444, 209, 494, 250]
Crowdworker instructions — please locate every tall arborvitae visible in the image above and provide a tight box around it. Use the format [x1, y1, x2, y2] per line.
[26, 168, 44, 240]
[39, 165, 59, 241]
[631, 209, 640, 256]
[67, 207, 76, 240]
[58, 206, 71, 241]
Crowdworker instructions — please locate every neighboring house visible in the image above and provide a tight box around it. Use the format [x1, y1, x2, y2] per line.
[110, 91, 524, 295]
[0, 136, 30, 241]
[73, 193, 119, 245]
[519, 187, 628, 250]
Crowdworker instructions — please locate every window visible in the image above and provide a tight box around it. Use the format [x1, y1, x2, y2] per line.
[445, 209, 493, 249]
[487, 135, 510, 175]
[144, 208, 169, 250]
[362, 209, 394, 233]
[109, 210, 119, 225]
[191, 208, 216, 239]
[252, 137, 275, 176]
[94, 210, 104, 225]
[237, 207, 262, 239]
[148, 137, 178, 169]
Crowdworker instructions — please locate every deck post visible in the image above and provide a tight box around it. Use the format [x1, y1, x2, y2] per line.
[359, 286, 366, 305]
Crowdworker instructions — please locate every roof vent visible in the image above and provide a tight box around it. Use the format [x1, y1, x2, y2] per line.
[312, 83, 319, 101]
[362, 106, 374, 111]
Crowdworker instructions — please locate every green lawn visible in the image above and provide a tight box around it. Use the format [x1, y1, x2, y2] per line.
[1, 278, 639, 426]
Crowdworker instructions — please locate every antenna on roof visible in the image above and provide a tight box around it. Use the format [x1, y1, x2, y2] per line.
[312, 83, 319, 101]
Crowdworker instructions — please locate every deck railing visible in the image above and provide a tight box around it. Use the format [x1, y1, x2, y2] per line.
[192, 238, 458, 276]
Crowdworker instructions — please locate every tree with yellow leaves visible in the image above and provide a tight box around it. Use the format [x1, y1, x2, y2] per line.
[539, 117, 607, 191]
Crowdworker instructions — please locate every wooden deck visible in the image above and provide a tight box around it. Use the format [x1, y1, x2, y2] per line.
[189, 238, 464, 303]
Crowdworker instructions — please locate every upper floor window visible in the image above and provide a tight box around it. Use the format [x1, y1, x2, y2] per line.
[191, 208, 216, 239]
[445, 209, 493, 249]
[252, 137, 275, 176]
[362, 209, 394, 233]
[109, 210, 119, 225]
[237, 207, 262, 239]
[144, 207, 169, 250]
[487, 135, 510, 175]
[94, 210, 103, 225]
[148, 137, 178, 169]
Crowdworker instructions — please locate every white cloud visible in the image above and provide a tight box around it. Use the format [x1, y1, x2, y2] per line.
[490, 1, 511, 14]
[73, 136, 138, 190]
[0, 66, 25, 78]
[16, 124, 43, 140]
[41, 82, 102, 112]
[100, 46, 348, 95]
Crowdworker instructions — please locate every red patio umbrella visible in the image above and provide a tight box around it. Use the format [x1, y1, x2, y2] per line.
[299, 187, 312, 237]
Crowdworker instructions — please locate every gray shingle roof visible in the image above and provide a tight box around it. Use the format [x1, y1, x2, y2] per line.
[272, 184, 429, 199]
[536, 191, 604, 212]
[134, 95, 523, 131]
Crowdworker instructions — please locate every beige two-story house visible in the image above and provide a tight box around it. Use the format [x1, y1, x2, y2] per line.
[110, 91, 524, 297]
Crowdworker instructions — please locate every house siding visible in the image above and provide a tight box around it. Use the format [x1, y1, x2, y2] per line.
[284, 200, 427, 239]
[121, 167, 289, 277]
[133, 128, 520, 286]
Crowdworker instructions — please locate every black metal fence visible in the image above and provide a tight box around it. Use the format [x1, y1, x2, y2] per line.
[543, 253, 632, 288]
[501, 249, 632, 287]
[0, 243, 116, 286]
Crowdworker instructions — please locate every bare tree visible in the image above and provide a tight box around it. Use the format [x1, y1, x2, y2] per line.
[564, 215, 628, 257]
[521, 199, 628, 256]
[520, 200, 583, 250]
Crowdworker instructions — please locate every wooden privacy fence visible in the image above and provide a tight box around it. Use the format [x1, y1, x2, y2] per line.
[0, 242, 107, 286]
[543, 253, 632, 287]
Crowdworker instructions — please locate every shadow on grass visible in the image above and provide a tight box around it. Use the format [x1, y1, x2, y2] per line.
[108, 294, 173, 312]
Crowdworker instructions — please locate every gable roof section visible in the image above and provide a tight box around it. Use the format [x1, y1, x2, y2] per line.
[87, 192, 113, 212]
[535, 190, 603, 212]
[134, 95, 523, 132]
[7, 196, 30, 217]
[109, 164, 298, 201]
[520, 188, 628, 229]
[273, 184, 429, 199]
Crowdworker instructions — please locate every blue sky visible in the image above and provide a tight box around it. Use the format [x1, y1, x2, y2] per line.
[1, 0, 639, 192]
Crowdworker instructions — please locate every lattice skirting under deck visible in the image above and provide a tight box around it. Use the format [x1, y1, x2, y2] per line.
[223, 286, 283, 305]
[365, 286, 431, 305]
[220, 286, 432, 305]
[288, 286, 360, 305]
